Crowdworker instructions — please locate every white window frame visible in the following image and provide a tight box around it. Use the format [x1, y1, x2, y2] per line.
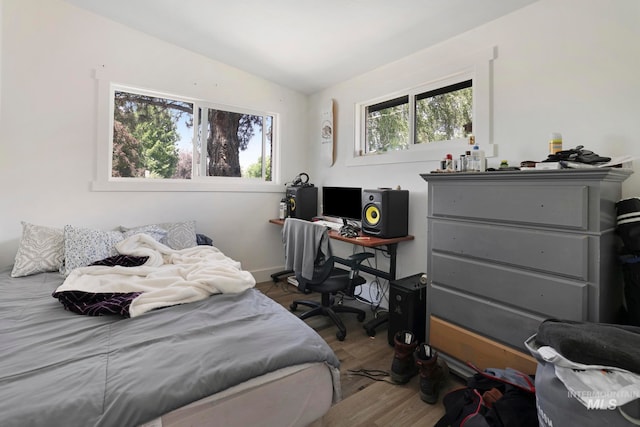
[92, 71, 282, 192]
[349, 46, 496, 167]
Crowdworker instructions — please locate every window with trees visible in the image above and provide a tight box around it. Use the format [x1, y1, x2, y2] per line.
[363, 79, 472, 155]
[350, 46, 496, 167]
[111, 86, 273, 182]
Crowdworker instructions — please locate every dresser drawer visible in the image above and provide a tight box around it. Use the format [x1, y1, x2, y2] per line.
[430, 252, 588, 320]
[430, 219, 589, 280]
[430, 183, 588, 230]
[430, 284, 546, 351]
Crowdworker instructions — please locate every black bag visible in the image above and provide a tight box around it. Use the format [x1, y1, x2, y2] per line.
[616, 198, 640, 325]
[434, 365, 537, 427]
[543, 145, 610, 164]
[617, 198, 640, 253]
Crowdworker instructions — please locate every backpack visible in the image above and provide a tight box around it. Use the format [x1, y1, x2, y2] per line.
[434, 365, 537, 427]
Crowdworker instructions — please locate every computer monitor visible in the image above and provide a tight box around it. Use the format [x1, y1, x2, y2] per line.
[321, 186, 362, 222]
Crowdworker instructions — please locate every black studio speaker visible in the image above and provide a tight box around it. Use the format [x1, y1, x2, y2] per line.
[388, 273, 428, 346]
[286, 185, 318, 221]
[361, 189, 409, 238]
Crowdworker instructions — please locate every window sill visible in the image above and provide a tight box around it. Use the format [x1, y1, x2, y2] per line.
[346, 140, 496, 167]
[91, 179, 285, 193]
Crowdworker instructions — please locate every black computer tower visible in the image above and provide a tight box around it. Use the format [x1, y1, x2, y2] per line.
[286, 185, 318, 221]
[387, 273, 427, 346]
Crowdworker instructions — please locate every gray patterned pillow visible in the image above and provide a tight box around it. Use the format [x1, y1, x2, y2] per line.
[61, 225, 124, 276]
[122, 224, 167, 242]
[158, 221, 197, 250]
[11, 222, 64, 277]
[120, 221, 197, 250]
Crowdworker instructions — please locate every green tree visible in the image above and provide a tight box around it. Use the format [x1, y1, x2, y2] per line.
[366, 104, 409, 152]
[112, 121, 145, 177]
[113, 91, 268, 179]
[245, 156, 271, 181]
[113, 92, 187, 178]
[366, 85, 472, 152]
[416, 87, 472, 143]
[133, 104, 180, 178]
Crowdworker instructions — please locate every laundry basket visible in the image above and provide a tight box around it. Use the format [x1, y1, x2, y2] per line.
[526, 320, 640, 426]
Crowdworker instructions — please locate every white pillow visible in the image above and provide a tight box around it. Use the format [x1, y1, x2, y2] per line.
[11, 222, 64, 278]
[61, 225, 124, 276]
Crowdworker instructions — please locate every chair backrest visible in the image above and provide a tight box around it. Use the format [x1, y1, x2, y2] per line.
[282, 218, 335, 291]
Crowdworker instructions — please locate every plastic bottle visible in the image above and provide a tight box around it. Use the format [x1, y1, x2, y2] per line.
[469, 150, 477, 171]
[549, 132, 562, 155]
[445, 153, 453, 171]
[279, 198, 288, 219]
[471, 144, 485, 172]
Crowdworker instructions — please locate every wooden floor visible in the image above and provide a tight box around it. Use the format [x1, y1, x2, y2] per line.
[256, 281, 464, 427]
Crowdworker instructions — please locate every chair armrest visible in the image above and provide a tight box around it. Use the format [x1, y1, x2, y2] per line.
[348, 252, 374, 266]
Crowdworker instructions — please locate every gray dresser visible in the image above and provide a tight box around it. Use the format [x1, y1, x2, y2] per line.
[420, 168, 632, 375]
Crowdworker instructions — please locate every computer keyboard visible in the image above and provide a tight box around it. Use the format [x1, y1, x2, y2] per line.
[313, 220, 343, 231]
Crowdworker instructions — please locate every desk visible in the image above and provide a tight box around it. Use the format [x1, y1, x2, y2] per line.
[269, 218, 414, 282]
[270, 218, 414, 338]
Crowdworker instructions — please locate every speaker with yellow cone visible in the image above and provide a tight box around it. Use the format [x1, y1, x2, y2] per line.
[285, 185, 317, 221]
[361, 189, 409, 238]
[364, 204, 381, 226]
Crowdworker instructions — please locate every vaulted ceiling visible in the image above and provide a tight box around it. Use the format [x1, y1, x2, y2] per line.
[63, 0, 539, 94]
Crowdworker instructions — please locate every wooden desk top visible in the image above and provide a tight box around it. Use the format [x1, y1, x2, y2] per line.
[269, 218, 414, 248]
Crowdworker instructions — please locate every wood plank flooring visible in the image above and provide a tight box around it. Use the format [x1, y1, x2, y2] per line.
[256, 281, 464, 427]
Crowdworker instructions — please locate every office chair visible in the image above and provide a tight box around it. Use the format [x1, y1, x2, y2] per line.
[282, 218, 373, 341]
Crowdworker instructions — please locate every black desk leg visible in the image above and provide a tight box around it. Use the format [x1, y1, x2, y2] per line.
[362, 243, 397, 338]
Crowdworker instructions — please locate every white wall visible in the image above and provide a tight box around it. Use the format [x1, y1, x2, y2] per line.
[0, 0, 309, 279]
[2, 0, 639, 292]
[308, 0, 640, 299]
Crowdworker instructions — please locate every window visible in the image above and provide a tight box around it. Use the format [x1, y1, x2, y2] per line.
[112, 90, 193, 179]
[366, 96, 410, 153]
[352, 46, 496, 166]
[363, 79, 472, 155]
[415, 80, 472, 145]
[108, 85, 274, 183]
[193, 106, 273, 181]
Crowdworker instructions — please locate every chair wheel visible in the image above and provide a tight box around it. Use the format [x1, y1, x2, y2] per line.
[357, 313, 366, 322]
[365, 327, 376, 337]
[290, 302, 298, 311]
[336, 330, 346, 341]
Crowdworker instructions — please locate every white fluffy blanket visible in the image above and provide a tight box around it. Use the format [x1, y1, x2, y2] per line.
[55, 234, 256, 317]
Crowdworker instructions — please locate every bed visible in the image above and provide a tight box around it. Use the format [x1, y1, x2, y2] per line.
[1, 222, 340, 427]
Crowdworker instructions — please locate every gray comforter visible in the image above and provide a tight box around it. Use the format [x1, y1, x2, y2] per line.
[0, 268, 340, 427]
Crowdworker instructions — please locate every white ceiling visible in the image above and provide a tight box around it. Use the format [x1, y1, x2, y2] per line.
[62, 0, 539, 94]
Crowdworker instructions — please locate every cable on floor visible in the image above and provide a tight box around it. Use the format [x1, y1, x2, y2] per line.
[346, 368, 396, 384]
